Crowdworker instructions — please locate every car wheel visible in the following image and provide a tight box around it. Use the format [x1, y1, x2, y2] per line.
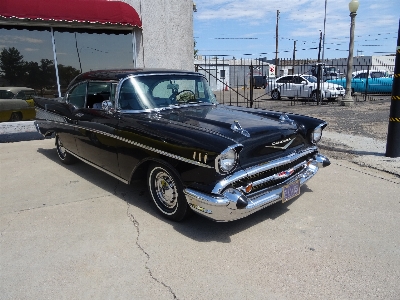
[271, 90, 280, 100]
[9, 112, 22, 122]
[311, 91, 322, 102]
[327, 97, 336, 102]
[55, 134, 77, 165]
[147, 163, 189, 221]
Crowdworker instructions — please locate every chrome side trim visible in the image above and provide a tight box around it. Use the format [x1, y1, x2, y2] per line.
[66, 150, 129, 184]
[212, 147, 318, 194]
[36, 116, 213, 169]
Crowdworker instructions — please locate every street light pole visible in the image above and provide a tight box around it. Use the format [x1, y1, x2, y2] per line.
[341, 0, 359, 106]
[322, 0, 327, 61]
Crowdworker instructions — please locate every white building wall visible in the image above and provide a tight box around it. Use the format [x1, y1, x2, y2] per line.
[195, 62, 229, 91]
[372, 56, 396, 74]
[323, 56, 395, 74]
[123, 0, 194, 71]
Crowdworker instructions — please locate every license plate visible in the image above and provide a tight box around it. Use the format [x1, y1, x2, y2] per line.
[282, 180, 300, 203]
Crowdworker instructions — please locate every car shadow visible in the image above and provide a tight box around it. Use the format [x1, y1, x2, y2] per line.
[37, 147, 314, 243]
[170, 200, 296, 243]
[320, 143, 384, 157]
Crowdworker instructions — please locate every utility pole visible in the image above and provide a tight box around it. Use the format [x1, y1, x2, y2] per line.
[385, 20, 400, 157]
[316, 31, 323, 105]
[322, 0, 327, 61]
[249, 63, 254, 108]
[275, 10, 280, 77]
[292, 40, 296, 75]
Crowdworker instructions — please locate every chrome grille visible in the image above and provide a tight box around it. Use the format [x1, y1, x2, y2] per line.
[231, 149, 317, 194]
[212, 147, 318, 195]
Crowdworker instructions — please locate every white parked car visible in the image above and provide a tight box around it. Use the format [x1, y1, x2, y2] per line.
[266, 74, 345, 101]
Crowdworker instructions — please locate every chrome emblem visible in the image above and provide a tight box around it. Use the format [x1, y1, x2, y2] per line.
[278, 169, 295, 178]
[265, 137, 295, 150]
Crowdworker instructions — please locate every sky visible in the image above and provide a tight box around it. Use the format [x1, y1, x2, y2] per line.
[193, 0, 399, 60]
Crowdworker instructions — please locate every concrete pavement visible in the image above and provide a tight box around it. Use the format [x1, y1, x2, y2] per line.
[322, 130, 400, 177]
[1, 139, 399, 299]
[1, 122, 400, 299]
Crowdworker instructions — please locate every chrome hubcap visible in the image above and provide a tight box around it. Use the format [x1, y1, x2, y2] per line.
[154, 171, 178, 209]
[57, 137, 66, 158]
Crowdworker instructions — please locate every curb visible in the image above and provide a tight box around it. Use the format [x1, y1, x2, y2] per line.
[0, 121, 43, 143]
[322, 131, 400, 176]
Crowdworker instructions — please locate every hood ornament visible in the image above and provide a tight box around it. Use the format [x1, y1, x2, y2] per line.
[279, 113, 295, 125]
[231, 120, 250, 137]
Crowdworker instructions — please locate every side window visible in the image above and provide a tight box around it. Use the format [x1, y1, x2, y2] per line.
[0, 91, 14, 99]
[111, 83, 117, 101]
[278, 76, 292, 83]
[15, 90, 36, 100]
[355, 73, 367, 79]
[118, 79, 142, 110]
[87, 82, 111, 109]
[292, 76, 302, 84]
[371, 72, 385, 78]
[67, 83, 87, 108]
[197, 81, 206, 98]
[15, 91, 26, 99]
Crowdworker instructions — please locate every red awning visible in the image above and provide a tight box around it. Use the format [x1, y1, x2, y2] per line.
[0, 0, 142, 31]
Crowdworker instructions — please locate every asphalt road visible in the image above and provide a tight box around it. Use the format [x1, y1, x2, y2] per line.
[1, 139, 399, 299]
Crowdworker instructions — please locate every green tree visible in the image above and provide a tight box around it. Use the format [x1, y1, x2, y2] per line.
[58, 64, 80, 89]
[0, 47, 25, 85]
[23, 59, 55, 96]
[23, 61, 42, 91]
[38, 59, 56, 96]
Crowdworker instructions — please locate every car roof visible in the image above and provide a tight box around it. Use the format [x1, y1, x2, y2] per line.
[0, 87, 35, 93]
[276, 74, 309, 79]
[352, 69, 387, 75]
[68, 68, 202, 88]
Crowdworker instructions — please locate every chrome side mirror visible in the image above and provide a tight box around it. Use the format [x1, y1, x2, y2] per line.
[102, 100, 113, 111]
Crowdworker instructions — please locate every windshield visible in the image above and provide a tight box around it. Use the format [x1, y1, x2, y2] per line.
[303, 75, 318, 83]
[118, 74, 217, 111]
[370, 71, 387, 78]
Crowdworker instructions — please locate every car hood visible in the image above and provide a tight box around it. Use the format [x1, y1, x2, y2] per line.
[154, 104, 308, 168]
[156, 104, 297, 140]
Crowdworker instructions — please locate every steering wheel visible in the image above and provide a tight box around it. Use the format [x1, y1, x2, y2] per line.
[170, 90, 196, 104]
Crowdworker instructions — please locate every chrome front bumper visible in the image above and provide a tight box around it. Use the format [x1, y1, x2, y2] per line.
[184, 153, 330, 222]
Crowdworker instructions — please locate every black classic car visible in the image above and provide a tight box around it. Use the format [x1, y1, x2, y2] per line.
[34, 69, 330, 222]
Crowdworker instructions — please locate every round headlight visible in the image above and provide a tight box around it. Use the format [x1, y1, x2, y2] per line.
[311, 126, 323, 144]
[220, 149, 236, 172]
[216, 146, 241, 174]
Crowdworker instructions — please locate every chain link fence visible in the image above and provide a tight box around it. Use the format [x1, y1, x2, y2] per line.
[195, 56, 395, 107]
